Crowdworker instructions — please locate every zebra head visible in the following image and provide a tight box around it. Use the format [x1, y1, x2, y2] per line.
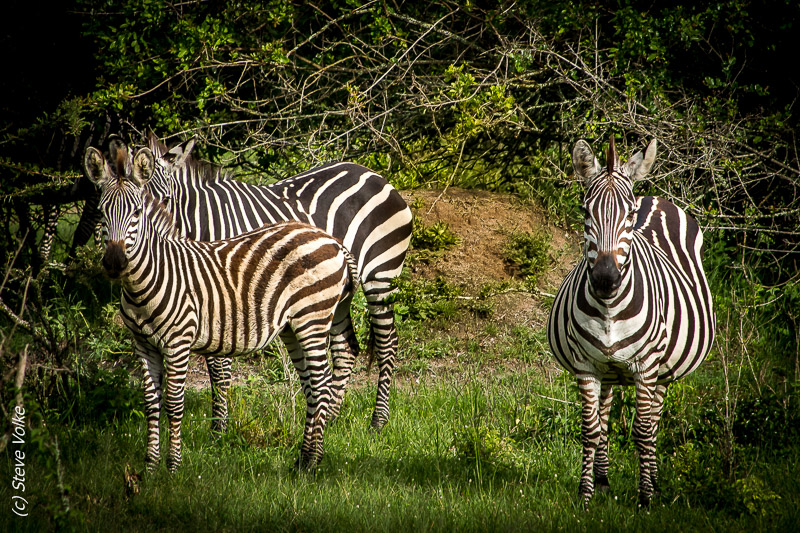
[572, 136, 657, 299]
[84, 139, 156, 279]
[146, 130, 196, 200]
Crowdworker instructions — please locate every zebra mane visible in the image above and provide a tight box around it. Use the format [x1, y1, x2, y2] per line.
[179, 151, 234, 183]
[606, 136, 618, 174]
[147, 131, 233, 183]
[141, 189, 182, 240]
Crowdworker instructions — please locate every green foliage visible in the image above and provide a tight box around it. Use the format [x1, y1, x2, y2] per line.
[452, 423, 521, 471]
[670, 442, 784, 516]
[389, 271, 461, 323]
[502, 230, 552, 286]
[410, 216, 460, 254]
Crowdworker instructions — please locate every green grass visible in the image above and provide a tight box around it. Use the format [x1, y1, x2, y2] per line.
[3, 365, 799, 532]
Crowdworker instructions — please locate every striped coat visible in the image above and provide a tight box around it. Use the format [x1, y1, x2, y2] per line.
[547, 137, 715, 506]
[84, 143, 357, 471]
[144, 133, 412, 433]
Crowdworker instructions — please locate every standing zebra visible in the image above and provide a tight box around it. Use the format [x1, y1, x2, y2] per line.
[547, 137, 715, 507]
[140, 132, 412, 433]
[84, 141, 358, 471]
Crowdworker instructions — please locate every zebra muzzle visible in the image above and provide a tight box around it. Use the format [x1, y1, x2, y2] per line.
[102, 241, 129, 279]
[589, 254, 621, 298]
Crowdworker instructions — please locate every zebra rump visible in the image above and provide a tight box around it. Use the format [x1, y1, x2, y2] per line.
[85, 140, 358, 471]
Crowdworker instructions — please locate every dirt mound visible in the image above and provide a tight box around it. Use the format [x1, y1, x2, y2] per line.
[401, 187, 580, 295]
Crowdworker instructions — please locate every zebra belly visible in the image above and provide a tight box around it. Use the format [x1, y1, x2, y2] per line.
[192, 311, 283, 357]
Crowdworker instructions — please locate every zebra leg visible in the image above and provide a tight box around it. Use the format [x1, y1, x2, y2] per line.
[138, 342, 164, 471]
[163, 347, 190, 472]
[648, 383, 669, 498]
[594, 384, 614, 493]
[327, 295, 358, 421]
[280, 327, 333, 470]
[39, 205, 60, 264]
[577, 373, 603, 507]
[632, 374, 659, 507]
[363, 281, 398, 431]
[206, 355, 232, 434]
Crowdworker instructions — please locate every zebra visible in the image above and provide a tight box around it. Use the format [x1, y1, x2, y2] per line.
[547, 137, 715, 507]
[84, 140, 359, 471]
[135, 132, 412, 433]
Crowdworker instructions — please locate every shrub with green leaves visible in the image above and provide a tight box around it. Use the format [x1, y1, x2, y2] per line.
[389, 271, 461, 322]
[502, 230, 551, 286]
[410, 216, 460, 254]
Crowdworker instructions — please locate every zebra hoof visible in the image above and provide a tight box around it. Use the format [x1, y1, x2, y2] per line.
[297, 454, 322, 472]
[369, 415, 387, 433]
[638, 493, 652, 508]
[595, 475, 611, 493]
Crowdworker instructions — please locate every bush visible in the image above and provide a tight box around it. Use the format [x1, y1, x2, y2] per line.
[502, 230, 551, 286]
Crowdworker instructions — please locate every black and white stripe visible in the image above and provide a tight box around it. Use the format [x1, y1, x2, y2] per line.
[144, 133, 412, 432]
[85, 141, 358, 471]
[547, 137, 715, 507]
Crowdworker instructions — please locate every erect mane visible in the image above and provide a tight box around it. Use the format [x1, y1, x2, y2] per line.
[141, 189, 182, 240]
[180, 151, 233, 183]
[147, 131, 233, 183]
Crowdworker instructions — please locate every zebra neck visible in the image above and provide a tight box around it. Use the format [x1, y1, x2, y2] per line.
[121, 217, 173, 298]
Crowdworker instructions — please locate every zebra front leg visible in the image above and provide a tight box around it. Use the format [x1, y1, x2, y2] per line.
[364, 293, 398, 432]
[280, 328, 333, 470]
[163, 347, 191, 472]
[577, 373, 603, 508]
[327, 296, 358, 420]
[594, 384, 614, 493]
[138, 342, 164, 471]
[632, 374, 659, 507]
[648, 383, 668, 498]
[206, 355, 232, 434]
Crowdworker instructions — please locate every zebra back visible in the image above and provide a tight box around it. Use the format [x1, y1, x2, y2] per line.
[146, 133, 412, 283]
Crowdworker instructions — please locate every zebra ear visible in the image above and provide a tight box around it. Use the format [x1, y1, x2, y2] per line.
[84, 147, 109, 187]
[132, 148, 156, 186]
[107, 136, 131, 179]
[623, 139, 658, 181]
[572, 140, 601, 185]
[146, 129, 169, 158]
[161, 137, 196, 170]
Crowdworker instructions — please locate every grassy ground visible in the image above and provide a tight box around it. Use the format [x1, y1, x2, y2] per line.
[3, 323, 799, 532]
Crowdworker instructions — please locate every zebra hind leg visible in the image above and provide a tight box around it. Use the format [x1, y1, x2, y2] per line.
[206, 356, 233, 434]
[364, 293, 398, 432]
[594, 384, 614, 493]
[279, 328, 333, 470]
[327, 296, 359, 421]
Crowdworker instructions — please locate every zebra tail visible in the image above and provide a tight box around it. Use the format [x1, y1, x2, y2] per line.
[341, 247, 377, 368]
[342, 247, 361, 295]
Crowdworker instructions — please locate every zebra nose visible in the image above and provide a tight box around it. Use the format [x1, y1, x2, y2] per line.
[590, 254, 621, 298]
[102, 241, 128, 278]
